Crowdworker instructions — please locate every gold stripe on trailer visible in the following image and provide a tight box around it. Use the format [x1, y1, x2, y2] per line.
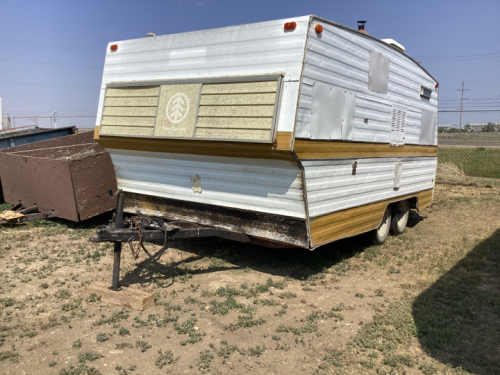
[274, 132, 293, 151]
[294, 140, 437, 159]
[310, 189, 433, 246]
[95, 130, 296, 161]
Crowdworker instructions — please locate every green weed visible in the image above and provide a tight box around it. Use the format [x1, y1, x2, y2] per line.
[224, 315, 266, 331]
[78, 352, 103, 364]
[136, 341, 151, 352]
[72, 339, 82, 349]
[96, 332, 109, 342]
[155, 349, 175, 369]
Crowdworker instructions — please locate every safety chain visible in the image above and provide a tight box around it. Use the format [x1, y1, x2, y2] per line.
[125, 215, 169, 263]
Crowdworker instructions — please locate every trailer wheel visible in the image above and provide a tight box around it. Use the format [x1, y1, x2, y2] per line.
[372, 205, 391, 245]
[390, 199, 409, 235]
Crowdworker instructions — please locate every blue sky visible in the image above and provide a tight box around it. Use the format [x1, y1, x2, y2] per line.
[1, 0, 499, 128]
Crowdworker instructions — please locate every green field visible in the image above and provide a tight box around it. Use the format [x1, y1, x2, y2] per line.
[438, 146, 500, 178]
[438, 132, 500, 141]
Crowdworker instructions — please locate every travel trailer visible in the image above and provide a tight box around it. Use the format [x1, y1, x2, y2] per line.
[94, 15, 438, 250]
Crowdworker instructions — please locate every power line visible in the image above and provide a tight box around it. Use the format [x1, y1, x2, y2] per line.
[5, 108, 97, 111]
[415, 50, 500, 62]
[438, 77, 500, 83]
[0, 58, 101, 70]
[416, 50, 500, 59]
[0, 39, 103, 53]
[0, 81, 98, 90]
[439, 109, 500, 113]
[440, 105, 500, 109]
[440, 98, 500, 101]
[4, 115, 96, 119]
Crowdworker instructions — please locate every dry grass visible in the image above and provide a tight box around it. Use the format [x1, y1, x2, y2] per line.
[437, 162, 500, 187]
[0, 184, 499, 374]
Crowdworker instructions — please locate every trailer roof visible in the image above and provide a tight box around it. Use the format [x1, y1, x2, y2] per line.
[310, 15, 438, 84]
[106, 15, 437, 85]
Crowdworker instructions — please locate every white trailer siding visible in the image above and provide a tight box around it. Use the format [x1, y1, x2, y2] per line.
[108, 149, 306, 219]
[303, 157, 436, 218]
[96, 17, 310, 135]
[296, 18, 438, 145]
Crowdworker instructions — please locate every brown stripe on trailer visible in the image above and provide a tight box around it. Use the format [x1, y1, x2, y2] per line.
[274, 132, 293, 150]
[310, 189, 433, 247]
[94, 129, 295, 160]
[294, 140, 437, 159]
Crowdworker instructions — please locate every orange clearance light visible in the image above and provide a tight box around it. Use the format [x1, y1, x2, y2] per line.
[110, 44, 118, 52]
[284, 22, 297, 30]
[314, 24, 323, 33]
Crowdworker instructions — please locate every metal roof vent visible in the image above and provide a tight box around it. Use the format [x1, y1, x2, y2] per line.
[146, 33, 156, 37]
[357, 20, 367, 34]
[381, 38, 405, 52]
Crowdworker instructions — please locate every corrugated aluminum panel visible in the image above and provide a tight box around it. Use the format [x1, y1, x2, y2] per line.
[108, 149, 306, 218]
[96, 17, 310, 133]
[303, 157, 437, 218]
[297, 19, 438, 145]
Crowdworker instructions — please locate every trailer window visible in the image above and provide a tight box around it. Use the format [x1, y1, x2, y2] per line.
[420, 86, 432, 99]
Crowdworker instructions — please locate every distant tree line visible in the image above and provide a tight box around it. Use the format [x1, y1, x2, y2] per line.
[438, 122, 499, 133]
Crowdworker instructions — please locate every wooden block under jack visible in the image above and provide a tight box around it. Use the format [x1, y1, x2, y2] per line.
[85, 282, 154, 311]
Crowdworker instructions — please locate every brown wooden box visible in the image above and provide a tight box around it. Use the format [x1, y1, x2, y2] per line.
[0, 131, 117, 221]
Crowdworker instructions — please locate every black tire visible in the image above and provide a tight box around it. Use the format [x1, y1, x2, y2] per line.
[372, 205, 391, 245]
[390, 199, 409, 235]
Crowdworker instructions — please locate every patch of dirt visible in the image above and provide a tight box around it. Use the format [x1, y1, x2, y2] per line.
[0, 184, 498, 374]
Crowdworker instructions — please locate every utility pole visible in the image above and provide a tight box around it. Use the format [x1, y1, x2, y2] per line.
[457, 81, 469, 130]
[50, 111, 58, 129]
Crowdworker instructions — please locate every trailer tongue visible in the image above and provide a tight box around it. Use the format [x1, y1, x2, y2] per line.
[90, 189, 250, 290]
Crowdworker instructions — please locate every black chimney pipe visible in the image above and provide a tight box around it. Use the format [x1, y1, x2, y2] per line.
[357, 20, 367, 34]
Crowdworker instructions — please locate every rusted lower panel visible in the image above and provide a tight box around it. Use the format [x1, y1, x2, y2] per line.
[125, 193, 309, 248]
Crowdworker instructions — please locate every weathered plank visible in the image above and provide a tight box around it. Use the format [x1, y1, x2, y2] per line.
[85, 282, 154, 311]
